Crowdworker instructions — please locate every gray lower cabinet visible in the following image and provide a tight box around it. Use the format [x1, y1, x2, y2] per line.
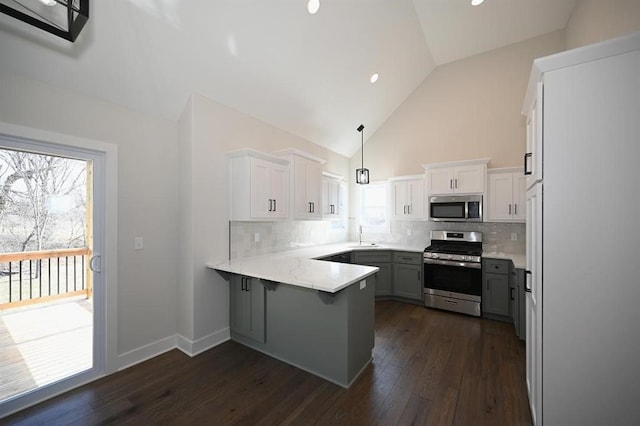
[225, 272, 376, 388]
[482, 258, 511, 320]
[370, 262, 392, 296]
[230, 275, 266, 343]
[353, 251, 392, 297]
[392, 251, 423, 301]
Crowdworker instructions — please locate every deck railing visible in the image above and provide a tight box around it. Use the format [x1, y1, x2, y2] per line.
[0, 248, 92, 309]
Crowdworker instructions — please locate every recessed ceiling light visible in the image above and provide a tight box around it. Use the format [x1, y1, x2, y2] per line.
[471, 0, 485, 6]
[370, 73, 379, 83]
[307, 0, 320, 14]
[39, 0, 57, 5]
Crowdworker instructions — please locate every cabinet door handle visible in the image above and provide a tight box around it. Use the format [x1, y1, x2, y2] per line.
[509, 204, 512, 215]
[510, 287, 515, 301]
[418, 270, 421, 281]
[514, 204, 518, 215]
[273, 199, 277, 212]
[312, 202, 314, 213]
[524, 153, 532, 175]
[450, 179, 453, 189]
[454, 178, 458, 189]
[525, 270, 532, 292]
[308, 202, 313, 213]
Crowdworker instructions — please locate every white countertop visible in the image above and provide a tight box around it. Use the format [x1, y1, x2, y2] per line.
[207, 242, 424, 293]
[209, 242, 527, 293]
[483, 252, 526, 269]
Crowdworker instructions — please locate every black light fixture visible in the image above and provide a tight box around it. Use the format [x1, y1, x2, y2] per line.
[355, 124, 369, 185]
[0, 0, 89, 42]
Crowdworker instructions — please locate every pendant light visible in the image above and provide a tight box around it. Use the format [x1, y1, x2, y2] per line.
[355, 124, 369, 185]
[0, 0, 89, 42]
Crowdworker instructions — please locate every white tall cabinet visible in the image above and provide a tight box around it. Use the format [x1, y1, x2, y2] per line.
[522, 33, 640, 425]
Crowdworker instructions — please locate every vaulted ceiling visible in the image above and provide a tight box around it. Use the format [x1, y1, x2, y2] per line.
[0, 0, 576, 157]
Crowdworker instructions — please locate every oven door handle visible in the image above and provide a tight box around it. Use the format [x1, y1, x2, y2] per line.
[423, 259, 482, 269]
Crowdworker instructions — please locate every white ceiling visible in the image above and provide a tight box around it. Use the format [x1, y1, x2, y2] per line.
[0, 0, 576, 157]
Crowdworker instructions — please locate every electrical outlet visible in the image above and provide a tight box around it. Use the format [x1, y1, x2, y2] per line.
[134, 237, 144, 250]
[407, 228, 412, 236]
[254, 232, 260, 242]
[511, 233, 518, 241]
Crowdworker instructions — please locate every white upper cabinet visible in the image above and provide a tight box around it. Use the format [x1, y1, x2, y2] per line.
[273, 149, 326, 220]
[229, 149, 290, 221]
[322, 172, 342, 218]
[487, 167, 526, 222]
[423, 159, 489, 195]
[390, 175, 425, 220]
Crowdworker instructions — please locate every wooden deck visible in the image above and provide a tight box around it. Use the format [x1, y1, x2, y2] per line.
[0, 298, 93, 403]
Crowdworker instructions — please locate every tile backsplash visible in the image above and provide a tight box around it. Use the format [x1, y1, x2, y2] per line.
[350, 219, 525, 254]
[230, 220, 349, 260]
[230, 218, 524, 260]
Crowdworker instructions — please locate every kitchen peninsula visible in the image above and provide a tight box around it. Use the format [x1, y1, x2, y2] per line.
[209, 245, 381, 388]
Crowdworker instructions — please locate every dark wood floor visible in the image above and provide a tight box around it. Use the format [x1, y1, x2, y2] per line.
[2, 301, 532, 425]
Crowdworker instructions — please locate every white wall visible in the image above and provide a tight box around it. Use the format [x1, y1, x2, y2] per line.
[349, 30, 566, 182]
[0, 70, 179, 359]
[0, 69, 350, 365]
[177, 93, 350, 348]
[566, 0, 640, 49]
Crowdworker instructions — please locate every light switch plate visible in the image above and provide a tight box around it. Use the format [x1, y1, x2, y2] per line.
[254, 232, 260, 242]
[360, 280, 366, 290]
[511, 233, 518, 241]
[134, 237, 144, 250]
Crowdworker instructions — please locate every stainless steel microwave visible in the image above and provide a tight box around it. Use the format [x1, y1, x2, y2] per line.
[429, 195, 483, 222]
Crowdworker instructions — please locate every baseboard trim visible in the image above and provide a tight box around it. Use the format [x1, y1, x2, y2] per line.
[117, 335, 177, 371]
[176, 328, 230, 357]
[116, 327, 231, 370]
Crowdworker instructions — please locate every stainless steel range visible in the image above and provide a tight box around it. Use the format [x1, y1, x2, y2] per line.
[423, 230, 482, 316]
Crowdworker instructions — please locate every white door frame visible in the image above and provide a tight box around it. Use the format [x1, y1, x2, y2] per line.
[0, 121, 118, 417]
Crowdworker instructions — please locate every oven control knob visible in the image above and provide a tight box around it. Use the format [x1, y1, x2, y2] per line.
[447, 254, 453, 260]
[431, 253, 438, 259]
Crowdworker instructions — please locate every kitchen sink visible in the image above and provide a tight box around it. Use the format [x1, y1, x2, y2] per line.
[348, 243, 386, 249]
